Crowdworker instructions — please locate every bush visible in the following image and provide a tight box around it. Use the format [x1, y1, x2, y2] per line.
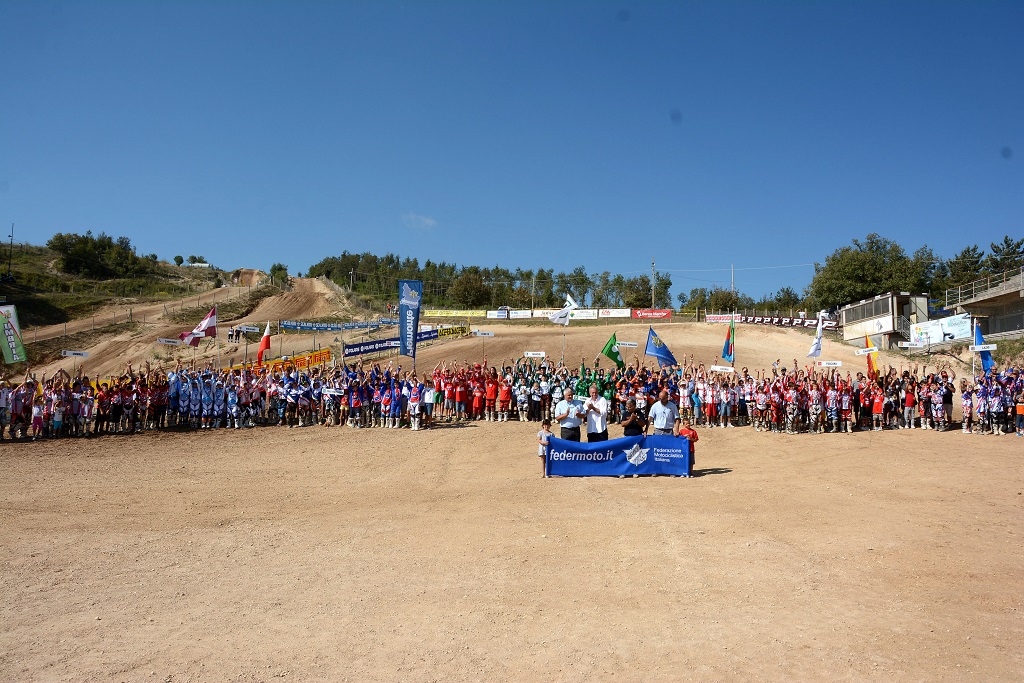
[47, 231, 152, 279]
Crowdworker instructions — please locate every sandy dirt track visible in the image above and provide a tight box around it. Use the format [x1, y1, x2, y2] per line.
[1, 419, 1021, 682]
[27, 288, 249, 343]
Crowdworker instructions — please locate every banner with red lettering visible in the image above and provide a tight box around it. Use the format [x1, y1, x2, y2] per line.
[632, 309, 672, 319]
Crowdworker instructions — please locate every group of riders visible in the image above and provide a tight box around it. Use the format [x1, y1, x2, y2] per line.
[3, 352, 1023, 441]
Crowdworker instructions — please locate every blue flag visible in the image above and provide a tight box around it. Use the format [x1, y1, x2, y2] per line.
[974, 321, 994, 374]
[645, 326, 678, 367]
[398, 280, 423, 358]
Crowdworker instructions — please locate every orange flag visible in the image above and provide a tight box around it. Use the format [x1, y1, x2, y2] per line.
[865, 335, 878, 380]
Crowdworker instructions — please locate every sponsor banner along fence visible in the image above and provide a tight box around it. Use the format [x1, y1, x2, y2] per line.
[532, 309, 561, 318]
[704, 313, 744, 323]
[345, 330, 438, 358]
[632, 309, 672, 319]
[737, 315, 839, 330]
[281, 320, 346, 332]
[546, 434, 691, 477]
[569, 309, 598, 320]
[423, 309, 487, 318]
[342, 325, 470, 358]
[509, 310, 532, 319]
[486, 310, 508, 319]
[438, 325, 469, 338]
[223, 348, 333, 373]
[281, 320, 387, 332]
[598, 308, 631, 318]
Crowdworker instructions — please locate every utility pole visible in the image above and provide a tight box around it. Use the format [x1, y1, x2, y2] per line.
[651, 258, 656, 309]
[7, 223, 13, 279]
[531, 272, 536, 310]
[349, 269, 354, 290]
[731, 263, 735, 293]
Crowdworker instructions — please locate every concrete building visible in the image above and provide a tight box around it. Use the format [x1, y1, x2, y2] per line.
[946, 267, 1024, 339]
[838, 292, 929, 348]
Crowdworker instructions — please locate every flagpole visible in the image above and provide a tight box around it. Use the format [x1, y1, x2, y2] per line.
[972, 320, 976, 377]
[215, 305, 221, 372]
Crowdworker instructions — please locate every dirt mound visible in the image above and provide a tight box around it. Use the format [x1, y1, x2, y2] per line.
[25, 287, 248, 343]
[230, 268, 266, 287]
[239, 278, 339, 324]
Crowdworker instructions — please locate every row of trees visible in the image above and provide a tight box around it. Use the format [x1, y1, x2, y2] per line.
[306, 252, 675, 309]
[47, 231, 156, 279]
[308, 235, 1022, 315]
[807, 234, 1024, 310]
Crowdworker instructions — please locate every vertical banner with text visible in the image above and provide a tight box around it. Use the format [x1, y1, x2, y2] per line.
[0, 305, 28, 364]
[399, 280, 423, 359]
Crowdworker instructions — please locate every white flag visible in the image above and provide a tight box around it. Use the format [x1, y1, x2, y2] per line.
[549, 294, 579, 326]
[807, 309, 828, 357]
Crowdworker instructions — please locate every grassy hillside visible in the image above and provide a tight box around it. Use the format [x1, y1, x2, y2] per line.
[0, 243, 227, 327]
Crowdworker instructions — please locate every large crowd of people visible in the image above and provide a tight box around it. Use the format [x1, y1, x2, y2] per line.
[2, 352, 1023, 442]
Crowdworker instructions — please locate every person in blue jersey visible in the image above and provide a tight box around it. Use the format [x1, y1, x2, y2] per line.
[389, 378, 403, 428]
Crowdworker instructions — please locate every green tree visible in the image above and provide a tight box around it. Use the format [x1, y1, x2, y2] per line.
[268, 263, 288, 286]
[173, 255, 184, 266]
[809, 234, 917, 309]
[984, 235, 1024, 273]
[944, 245, 985, 289]
[46, 231, 151, 279]
[619, 275, 654, 309]
[654, 272, 673, 308]
[707, 287, 741, 312]
[687, 287, 710, 310]
[448, 270, 490, 308]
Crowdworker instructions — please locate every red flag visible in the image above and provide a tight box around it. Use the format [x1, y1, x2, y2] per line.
[257, 321, 271, 364]
[180, 307, 217, 347]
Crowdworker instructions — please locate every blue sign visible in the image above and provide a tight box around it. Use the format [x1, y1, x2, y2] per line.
[378, 317, 399, 326]
[545, 434, 691, 477]
[399, 280, 423, 358]
[344, 329, 438, 358]
[280, 320, 346, 332]
[282, 320, 385, 331]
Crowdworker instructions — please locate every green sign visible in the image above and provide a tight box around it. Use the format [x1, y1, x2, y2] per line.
[0, 305, 28, 364]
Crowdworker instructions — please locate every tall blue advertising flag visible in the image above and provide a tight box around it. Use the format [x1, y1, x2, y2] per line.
[399, 280, 423, 358]
[645, 326, 678, 367]
[974, 321, 994, 374]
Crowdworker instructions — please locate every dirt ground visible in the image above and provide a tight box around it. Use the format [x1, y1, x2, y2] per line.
[1, 417, 1021, 683]
[8, 321, 1020, 681]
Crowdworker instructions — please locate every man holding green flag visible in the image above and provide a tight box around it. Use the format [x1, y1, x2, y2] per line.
[600, 332, 626, 369]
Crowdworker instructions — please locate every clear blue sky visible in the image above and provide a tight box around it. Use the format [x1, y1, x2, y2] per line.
[2, 1, 1021, 300]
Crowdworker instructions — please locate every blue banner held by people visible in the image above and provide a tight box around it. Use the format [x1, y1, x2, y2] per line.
[344, 329, 438, 358]
[399, 280, 423, 358]
[545, 434, 691, 477]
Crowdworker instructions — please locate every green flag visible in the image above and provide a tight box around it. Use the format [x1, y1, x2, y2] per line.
[601, 333, 625, 369]
[0, 305, 28, 364]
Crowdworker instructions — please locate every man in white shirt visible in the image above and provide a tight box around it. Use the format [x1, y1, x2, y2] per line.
[648, 390, 680, 436]
[583, 383, 609, 442]
[553, 388, 584, 441]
